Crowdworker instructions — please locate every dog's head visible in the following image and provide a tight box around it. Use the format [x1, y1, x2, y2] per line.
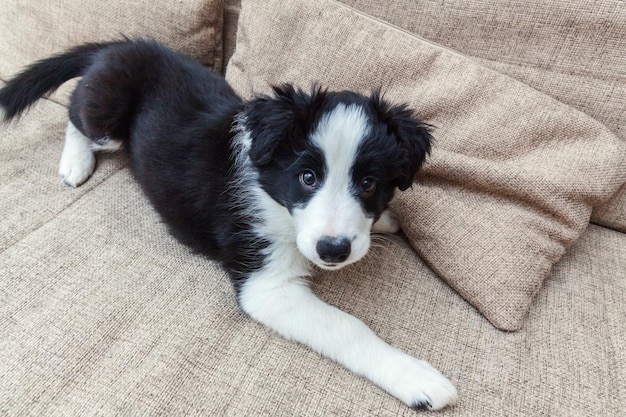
[243, 84, 432, 270]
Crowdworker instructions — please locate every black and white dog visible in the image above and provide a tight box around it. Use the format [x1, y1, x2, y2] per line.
[0, 39, 457, 410]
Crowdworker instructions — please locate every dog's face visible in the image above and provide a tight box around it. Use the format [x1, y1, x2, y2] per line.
[244, 85, 432, 270]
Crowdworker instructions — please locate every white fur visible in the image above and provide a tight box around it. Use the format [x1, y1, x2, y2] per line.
[232, 111, 458, 410]
[59, 121, 121, 187]
[59, 121, 96, 187]
[238, 246, 458, 410]
[292, 104, 373, 269]
[372, 209, 400, 234]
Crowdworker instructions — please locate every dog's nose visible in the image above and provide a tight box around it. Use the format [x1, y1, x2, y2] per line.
[316, 236, 351, 264]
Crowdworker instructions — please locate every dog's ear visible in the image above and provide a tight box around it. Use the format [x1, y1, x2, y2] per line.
[244, 84, 326, 166]
[370, 92, 433, 191]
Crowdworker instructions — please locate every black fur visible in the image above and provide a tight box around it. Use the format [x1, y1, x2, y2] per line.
[0, 42, 116, 121]
[0, 39, 460, 408]
[0, 39, 432, 287]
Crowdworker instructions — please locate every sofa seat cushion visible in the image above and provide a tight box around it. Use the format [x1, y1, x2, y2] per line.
[0, 105, 624, 414]
[0, 86, 127, 252]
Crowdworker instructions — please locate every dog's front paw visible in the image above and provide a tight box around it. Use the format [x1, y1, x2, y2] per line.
[384, 355, 458, 411]
[408, 363, 457, 411]
[59, 150, 96, 188]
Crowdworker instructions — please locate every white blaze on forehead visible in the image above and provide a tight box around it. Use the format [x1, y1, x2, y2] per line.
[311, 103, 370, 181]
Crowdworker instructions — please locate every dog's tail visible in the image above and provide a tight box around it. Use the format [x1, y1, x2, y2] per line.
[0, 42, 114, 122]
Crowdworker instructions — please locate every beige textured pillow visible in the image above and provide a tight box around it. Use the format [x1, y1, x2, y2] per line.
[338, 0, 626, 233]
[0, 0, 224, 106]
[226, 0, 626, 330]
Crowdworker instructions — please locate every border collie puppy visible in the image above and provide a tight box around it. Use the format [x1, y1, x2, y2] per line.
[0, 39, 457, 410]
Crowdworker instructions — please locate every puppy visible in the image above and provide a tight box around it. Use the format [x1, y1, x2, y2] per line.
[0, 39, 457, 410]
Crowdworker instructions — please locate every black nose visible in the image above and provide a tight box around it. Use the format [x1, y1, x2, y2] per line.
[316, 236, 351, 263]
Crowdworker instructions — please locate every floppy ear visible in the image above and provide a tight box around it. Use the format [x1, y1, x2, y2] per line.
[370, 92, 433, 191]
[244, 84, 326, 166]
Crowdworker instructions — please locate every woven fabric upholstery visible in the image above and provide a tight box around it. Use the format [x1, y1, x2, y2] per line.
[1, 1, 625, 415]
[225, 0, 626, 330]
[340, 0, 626, 232]
[0, 0, 225, 107]
[0, 95, 624, 415]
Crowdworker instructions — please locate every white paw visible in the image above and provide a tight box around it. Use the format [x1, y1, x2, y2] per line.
[384, 354, 458, 411]
[59, 150, 96, 188]
[372, 209, 400, 234]
[59, 121, 97, 188]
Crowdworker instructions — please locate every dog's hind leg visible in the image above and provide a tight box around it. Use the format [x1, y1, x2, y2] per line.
[59, 120, 121, 187]
[59, 121, 96, 187]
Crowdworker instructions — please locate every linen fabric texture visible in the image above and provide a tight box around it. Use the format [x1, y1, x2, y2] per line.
[225, 0, 626, 330]
[339, 0, 626, 231]
[1, 93, 624, 415]
[0, 0, 225, 107]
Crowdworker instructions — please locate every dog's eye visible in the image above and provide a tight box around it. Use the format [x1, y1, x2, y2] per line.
[299, 170, 318, 189]
[361, 177, 377, 194]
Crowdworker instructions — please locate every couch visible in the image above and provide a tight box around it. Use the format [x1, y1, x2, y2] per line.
[1, 0, 624, 415]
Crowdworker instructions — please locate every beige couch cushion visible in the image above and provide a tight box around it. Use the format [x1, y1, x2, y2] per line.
[225, 0, 626, 330]
[0, 95, 624, 414]
[0, 83, 127, 251]
[0, 0, 224, 107]
[339, 0, 626, 232]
